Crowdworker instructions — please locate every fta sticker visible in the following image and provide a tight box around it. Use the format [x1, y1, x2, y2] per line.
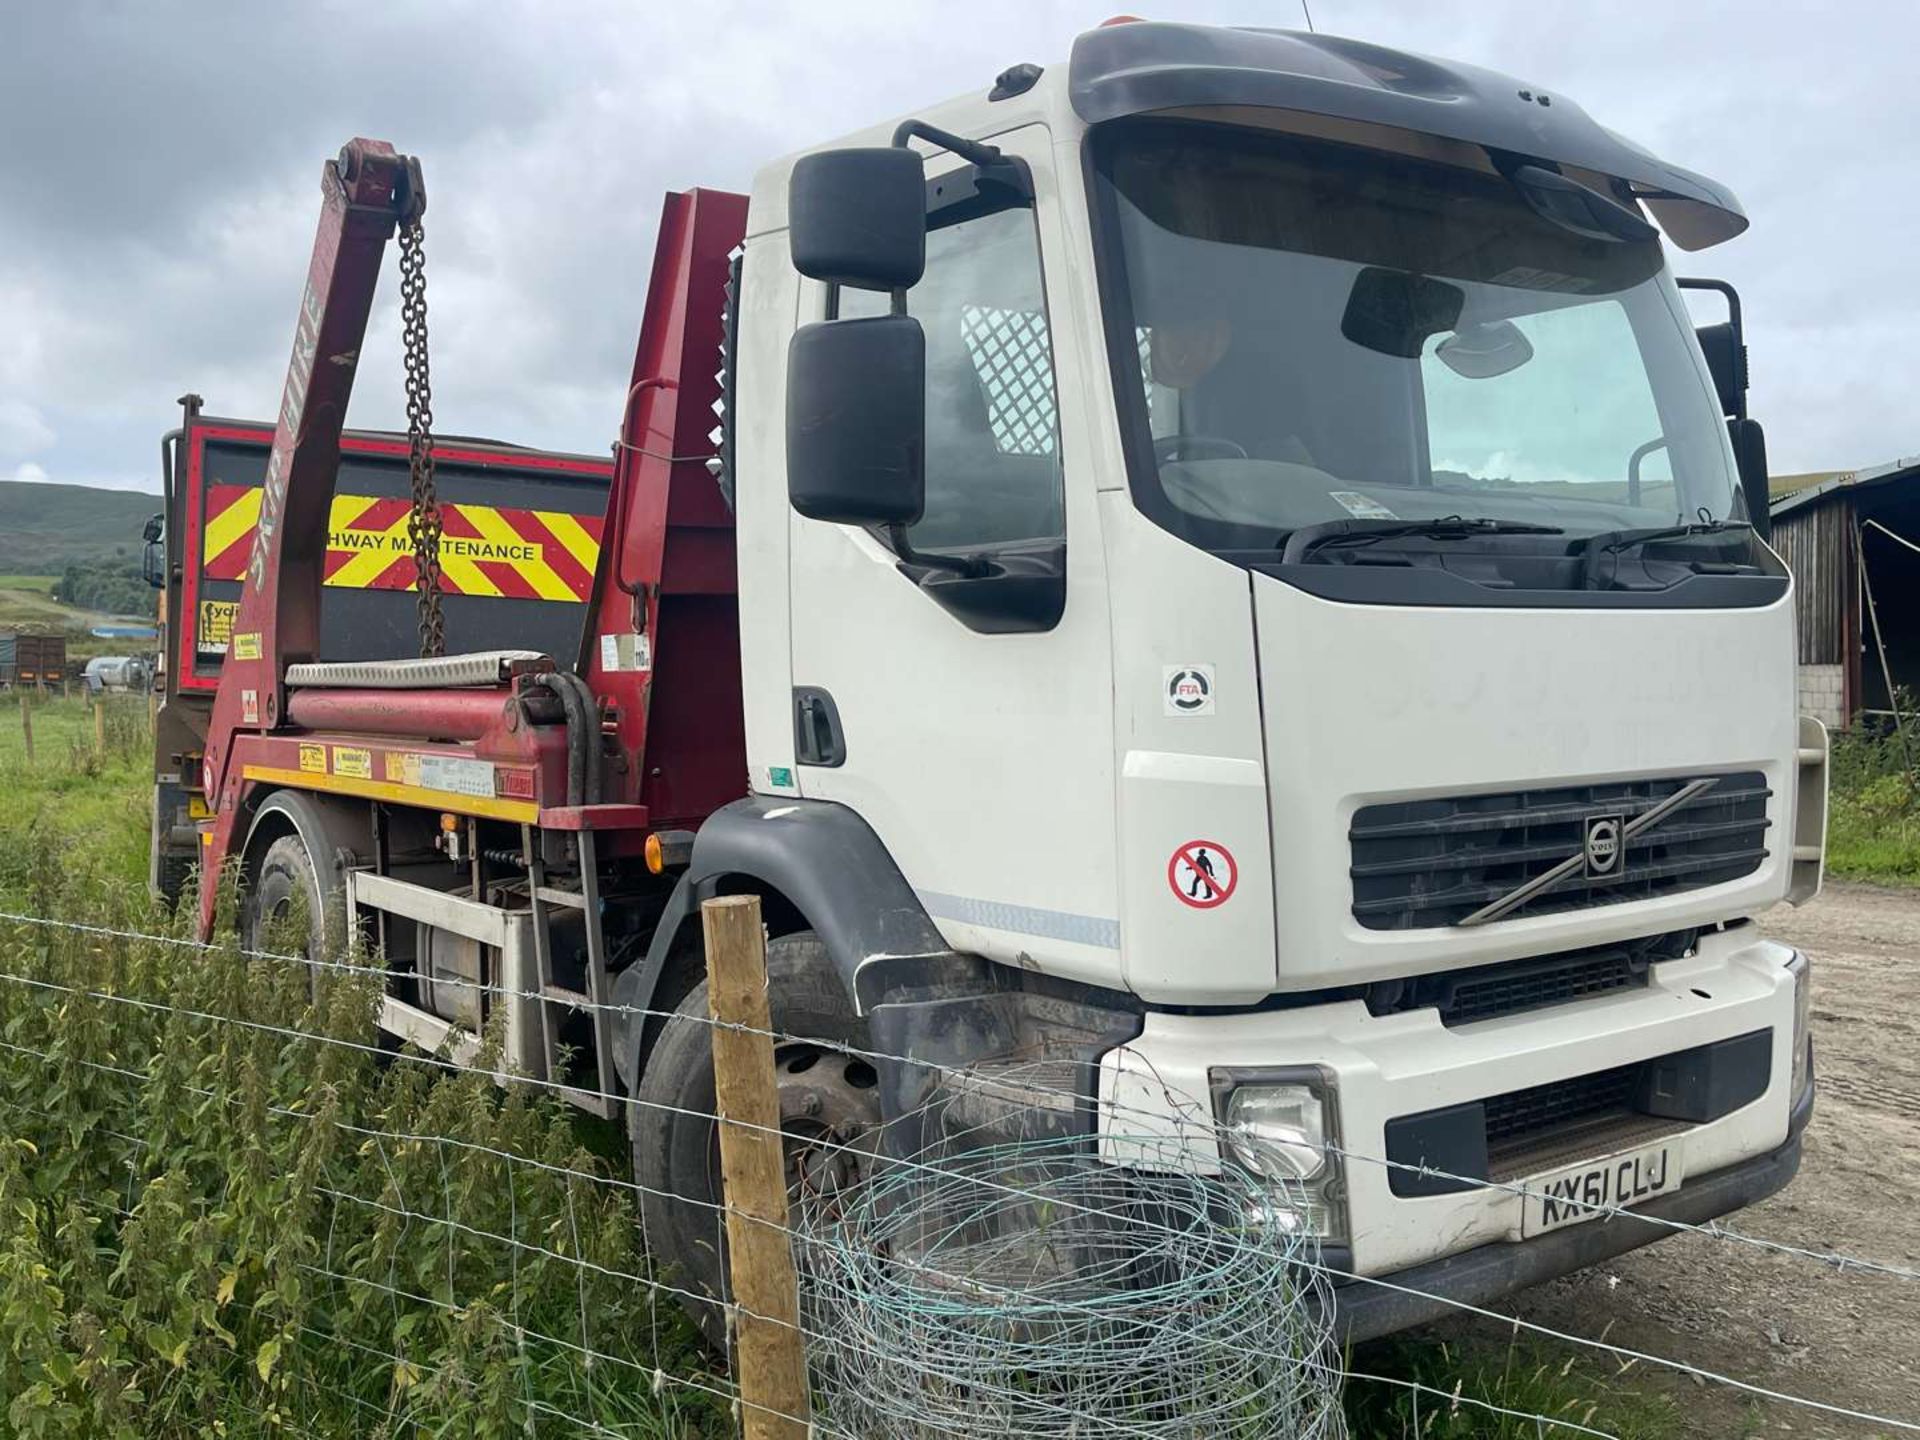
[1168, 840, 1237, 909]
[1163, 665, 1215, 716]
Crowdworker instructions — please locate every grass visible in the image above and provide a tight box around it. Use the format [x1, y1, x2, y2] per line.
[1824, 722, 1920, 884]
[1346, 1335, 1682, 1438]
[0, 706, 1692, 1438]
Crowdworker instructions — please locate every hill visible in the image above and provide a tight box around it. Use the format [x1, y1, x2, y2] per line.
[0, 479, 159, 574]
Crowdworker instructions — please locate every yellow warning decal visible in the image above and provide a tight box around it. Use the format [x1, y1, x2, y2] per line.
[232, 632, 261, 661]
[332, 747, 373, 780]
[298, 744, 326, 774]
[197, 599, 237, 654]
[382, 751, 423, 786]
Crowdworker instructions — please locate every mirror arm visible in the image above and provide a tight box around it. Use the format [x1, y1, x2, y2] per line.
[891, 119, 1031, 201]
[885, 522, 989, 579]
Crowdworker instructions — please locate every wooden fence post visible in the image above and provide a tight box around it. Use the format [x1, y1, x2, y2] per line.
[93, 695, 107, 754]
[19, 693, 32, 763]
[700, 894, 810, 1440]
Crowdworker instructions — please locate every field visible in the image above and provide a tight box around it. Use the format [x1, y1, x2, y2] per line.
[0, 705, 1909, 1437]
[0, 571, 154, 669]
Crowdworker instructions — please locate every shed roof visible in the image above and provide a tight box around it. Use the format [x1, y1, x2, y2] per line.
[1770, 457, 1920, 521]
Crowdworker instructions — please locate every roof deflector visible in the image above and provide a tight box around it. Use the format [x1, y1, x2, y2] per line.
[1068, 23, 1747, 251]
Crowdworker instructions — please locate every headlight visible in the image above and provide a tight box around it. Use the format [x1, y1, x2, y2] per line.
[1217, 1076, 1345, 1240]
[1787, 951, 1812, 1099]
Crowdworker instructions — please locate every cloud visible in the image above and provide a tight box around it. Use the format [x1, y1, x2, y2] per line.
[0, 400, 55, 458]
[11, 463, 51, 486]
[1, 0, 1914, 499]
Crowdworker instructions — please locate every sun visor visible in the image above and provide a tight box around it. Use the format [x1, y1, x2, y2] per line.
[1069, 23, 1747, 251]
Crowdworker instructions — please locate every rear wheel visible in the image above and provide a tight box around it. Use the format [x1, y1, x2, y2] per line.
[238, 828, 360, 1018]
[629, 930, 880, 1349]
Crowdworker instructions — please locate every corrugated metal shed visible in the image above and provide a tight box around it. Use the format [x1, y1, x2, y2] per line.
[1770, 456, 1920, 725]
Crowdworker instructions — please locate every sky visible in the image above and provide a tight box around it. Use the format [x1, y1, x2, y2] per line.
[2, 0, 1915, 494]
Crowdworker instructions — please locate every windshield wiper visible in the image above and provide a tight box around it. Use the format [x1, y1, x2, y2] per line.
[1579, 518, 1753, 557]
[1279, 516, 1564, 565]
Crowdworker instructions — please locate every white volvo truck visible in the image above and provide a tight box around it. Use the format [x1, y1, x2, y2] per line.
[211, 19, 1826, 1344]
[722, 20, 1825, 1339]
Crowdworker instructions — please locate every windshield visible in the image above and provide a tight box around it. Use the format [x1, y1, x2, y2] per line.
[1091, 121, 1744, 553]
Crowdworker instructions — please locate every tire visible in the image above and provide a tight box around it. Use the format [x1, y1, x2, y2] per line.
[630, 930, 879, 1350]
[240, 832, 343, 967]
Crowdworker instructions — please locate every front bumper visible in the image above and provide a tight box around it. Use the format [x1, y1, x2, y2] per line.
[1335, 1069, 1812, 1342]
[1101, 925, 1806, 1279]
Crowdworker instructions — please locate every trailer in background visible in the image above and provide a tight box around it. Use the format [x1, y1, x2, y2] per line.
[0, 633, 68, 690]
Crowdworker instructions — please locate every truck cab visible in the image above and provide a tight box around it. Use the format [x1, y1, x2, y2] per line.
[720, 21, 1823, 1328]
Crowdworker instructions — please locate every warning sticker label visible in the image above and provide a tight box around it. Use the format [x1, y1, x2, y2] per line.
[1168, 840, 1237, 910]
[332, 747, 373, 780]
[198, 599, 238, 655]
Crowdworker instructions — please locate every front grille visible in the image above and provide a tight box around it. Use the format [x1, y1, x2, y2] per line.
[1484, 1063, 1638, 1153]
[1349, 771, 1772, 930]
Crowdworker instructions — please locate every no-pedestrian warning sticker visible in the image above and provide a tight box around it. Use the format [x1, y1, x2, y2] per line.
[1168, 840, 1237, 909]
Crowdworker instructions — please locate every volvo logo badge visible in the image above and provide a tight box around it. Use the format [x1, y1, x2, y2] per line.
[1583, 814, 1626, 879]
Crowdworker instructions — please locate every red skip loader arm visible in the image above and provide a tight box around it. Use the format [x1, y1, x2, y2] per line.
[196, 139, 420, 935]
[194, 150, 750, 940]
[581, 188, 750, 833]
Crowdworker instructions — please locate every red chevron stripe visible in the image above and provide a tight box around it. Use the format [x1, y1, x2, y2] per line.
[478, 559, 539, 600]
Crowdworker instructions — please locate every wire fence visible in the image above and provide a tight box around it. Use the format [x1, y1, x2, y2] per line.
[0, 897, 1915, 1439]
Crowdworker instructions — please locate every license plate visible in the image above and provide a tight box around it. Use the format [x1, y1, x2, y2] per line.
[1520, 1141, 1683, 1238]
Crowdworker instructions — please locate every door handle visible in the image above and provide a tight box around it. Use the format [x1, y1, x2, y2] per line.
[792, 686, 847, 767]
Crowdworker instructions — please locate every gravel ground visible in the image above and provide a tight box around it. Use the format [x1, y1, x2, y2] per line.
[1414, 883, 1920, 1438]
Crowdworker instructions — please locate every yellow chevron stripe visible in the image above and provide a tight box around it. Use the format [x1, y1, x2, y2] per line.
[542, 509, 601, 576]
[463, 506, 573, 602]
[435, 546, 501, 598]
[202, 487, 262, 564]
[330, 493, 381, 532]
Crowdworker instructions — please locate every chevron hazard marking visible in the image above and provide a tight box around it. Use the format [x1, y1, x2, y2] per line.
[201, 484, 604, 601]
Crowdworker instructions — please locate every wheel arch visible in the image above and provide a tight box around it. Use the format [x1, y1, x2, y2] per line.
[237, 785, 372, 910]
[610, 796, 962, 1091]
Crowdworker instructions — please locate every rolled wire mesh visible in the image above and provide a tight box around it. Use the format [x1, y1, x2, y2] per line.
[796, 1063, 1348, 1440]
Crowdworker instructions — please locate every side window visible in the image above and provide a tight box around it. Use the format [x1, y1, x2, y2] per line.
[839, 205, 1064, 553]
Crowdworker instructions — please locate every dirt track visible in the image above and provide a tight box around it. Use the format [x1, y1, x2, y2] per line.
[1414, 883, 1920, 1437]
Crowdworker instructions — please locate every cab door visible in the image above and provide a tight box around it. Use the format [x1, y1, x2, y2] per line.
[785, 125, 1120, 981]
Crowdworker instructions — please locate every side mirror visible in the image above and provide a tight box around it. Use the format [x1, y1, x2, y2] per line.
[1730, 417, 1771, 543]
[142, 513, 165, 589]
[789, 148, 926, 291]
[1694, 320, 1746, 419]
[787, 314, 926, 526]
[1435, 321, 1535, 380]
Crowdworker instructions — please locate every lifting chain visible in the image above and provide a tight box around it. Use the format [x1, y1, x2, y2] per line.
[399, 215, 445, 658]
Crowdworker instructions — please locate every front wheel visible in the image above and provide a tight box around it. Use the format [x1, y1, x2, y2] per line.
[629, 930, 880, 1349]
